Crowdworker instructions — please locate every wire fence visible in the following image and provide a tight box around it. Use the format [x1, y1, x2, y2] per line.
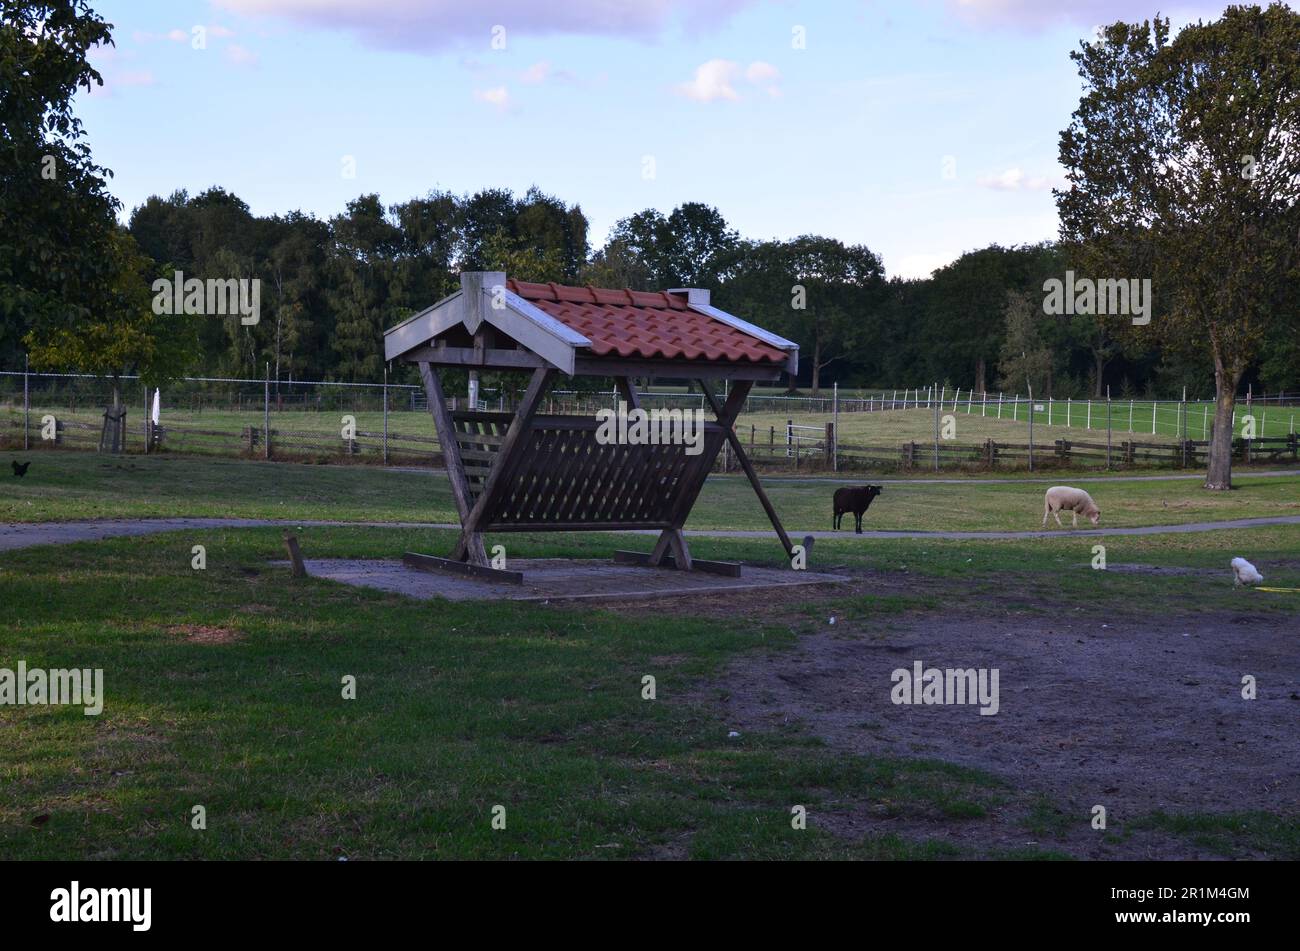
[2, 368, 1296, 472]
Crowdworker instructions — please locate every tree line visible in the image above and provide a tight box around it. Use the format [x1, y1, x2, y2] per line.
[4, 2, 1297, 488]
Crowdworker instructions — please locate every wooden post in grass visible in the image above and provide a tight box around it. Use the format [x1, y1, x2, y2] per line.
[283, 535, 307, 578]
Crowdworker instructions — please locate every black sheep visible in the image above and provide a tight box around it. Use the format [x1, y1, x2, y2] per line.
[833, 484, 883, 533]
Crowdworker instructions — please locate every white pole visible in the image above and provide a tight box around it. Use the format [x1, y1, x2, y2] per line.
[1129, 400, 1134, 433]
[833, 382, 839, 472]
[1087, 399, 1091, 431]
[1152, 401, 1157, 436]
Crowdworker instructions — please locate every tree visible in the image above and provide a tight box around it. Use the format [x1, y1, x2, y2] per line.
[25, 229, 198, 445]
[0, 0, 119, 368]
[1056, 5, 1300, 489]
[717, 235, 885, 395]
[996, 291, 1053, 397]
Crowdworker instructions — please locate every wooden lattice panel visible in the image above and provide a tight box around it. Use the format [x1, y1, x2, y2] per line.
[451, 411, 511, 500]
[479, 416, 722, 531]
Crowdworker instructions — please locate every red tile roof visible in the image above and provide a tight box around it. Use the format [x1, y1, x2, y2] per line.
[508, 280, 787, 364]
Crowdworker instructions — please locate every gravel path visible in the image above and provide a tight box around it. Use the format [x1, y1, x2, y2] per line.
[2, 514, 1298, 552]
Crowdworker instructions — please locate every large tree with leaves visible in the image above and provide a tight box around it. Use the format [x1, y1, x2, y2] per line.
[1057, 4, 1300, 489]
[1, 0, 118, 366]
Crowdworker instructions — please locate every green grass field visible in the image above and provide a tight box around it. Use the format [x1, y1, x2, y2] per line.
[2, 453, 1297, 860]
[7, 394, 1293, 463]
[2, 451, 1297, 531]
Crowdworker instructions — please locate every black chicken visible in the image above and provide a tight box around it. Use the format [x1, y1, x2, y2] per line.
[12, 460, 31, 477]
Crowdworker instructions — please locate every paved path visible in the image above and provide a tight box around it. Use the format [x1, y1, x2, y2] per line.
[3, 514, 1298, 552]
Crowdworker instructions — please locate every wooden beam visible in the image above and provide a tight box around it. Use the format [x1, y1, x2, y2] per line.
[453, 367, 553, 559]
[615, 377, 641, 411]
[613, 550, 741, 577]
[403, 551, 523, 584]
[419, 362, 488, 566]
[401, 345, 547, 369]
[698, 379, 795, 558]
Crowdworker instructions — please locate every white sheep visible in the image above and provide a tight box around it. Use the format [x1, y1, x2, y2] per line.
[1231, 557, 1264, 586]
[1042, 485, 1101, 528]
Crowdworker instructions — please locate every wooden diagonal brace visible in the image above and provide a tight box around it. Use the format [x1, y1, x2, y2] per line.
[452, 367, 553, 561]
[698, 380, 796, 558]
[420, 361, 488, 566]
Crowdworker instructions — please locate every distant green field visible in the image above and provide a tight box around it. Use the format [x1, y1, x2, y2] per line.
[3, 451, 1297, 532]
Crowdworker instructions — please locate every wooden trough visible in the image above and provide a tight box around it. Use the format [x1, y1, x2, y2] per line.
[383, 272, 802, 584]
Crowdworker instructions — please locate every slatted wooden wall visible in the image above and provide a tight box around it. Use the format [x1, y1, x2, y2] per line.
[450, 411, 723, 531]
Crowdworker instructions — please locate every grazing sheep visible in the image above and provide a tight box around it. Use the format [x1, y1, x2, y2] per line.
[1042, 485, 1101, 528]
[1231, 557, 1264, 586]
[833, 485, 883, 534]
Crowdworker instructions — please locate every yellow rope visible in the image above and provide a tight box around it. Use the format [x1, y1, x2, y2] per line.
[1254, 586, 1300, 593]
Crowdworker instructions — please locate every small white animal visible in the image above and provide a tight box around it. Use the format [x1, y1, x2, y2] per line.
[1230, 557, 1264, 586]
[1042, 485, 1101, 528]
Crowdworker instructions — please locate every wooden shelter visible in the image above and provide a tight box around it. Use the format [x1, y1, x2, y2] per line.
[383, 271, 801, 580]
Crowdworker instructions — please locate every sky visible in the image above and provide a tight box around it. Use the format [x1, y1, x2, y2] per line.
[77, 0, 1272, 280]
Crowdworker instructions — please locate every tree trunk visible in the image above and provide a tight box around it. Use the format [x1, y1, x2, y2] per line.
[1205, 364, 1240, 490]
[974, 357, 986, 396]
[1093, 351, 1106, 397]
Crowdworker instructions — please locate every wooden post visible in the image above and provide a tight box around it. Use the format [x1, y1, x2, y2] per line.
[283, 535, 307, 578]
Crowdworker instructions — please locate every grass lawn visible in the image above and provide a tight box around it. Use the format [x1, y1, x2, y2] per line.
[3, 450, 1297, 532]
[2, 521, 1296, 860]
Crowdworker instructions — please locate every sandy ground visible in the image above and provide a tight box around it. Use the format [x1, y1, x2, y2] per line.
[286, 557, 850, 602]
[682, 574, 1299, 859]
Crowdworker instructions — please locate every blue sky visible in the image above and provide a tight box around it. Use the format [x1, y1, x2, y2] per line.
[78, 0, 1261, 279]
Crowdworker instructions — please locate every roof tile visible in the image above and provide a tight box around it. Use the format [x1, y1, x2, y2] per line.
[506, 279, 786, 364]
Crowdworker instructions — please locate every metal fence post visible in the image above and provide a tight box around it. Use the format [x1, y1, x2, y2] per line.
[23, 353, 30, 451]
[1106, 389, 1112, 469]
[832, 382, 838, 472]
[264, 363, 270, 460]
[383, 364, 389, 466]
[933, 394, 940, 472]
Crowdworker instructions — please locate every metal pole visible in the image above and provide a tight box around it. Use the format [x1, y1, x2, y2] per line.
[383, 364, 389, 466]
[264, 362, 270, 460]
[23, 353, 30, 451]
[1027, 390, 1034, 472]
[832, 381, 838, 472]
[933, 392, 940, 472]
[1106, 388, 1112, 469]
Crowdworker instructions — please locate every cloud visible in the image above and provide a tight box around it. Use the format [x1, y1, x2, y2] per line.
[944, 0, 1237, 33]
[745, 60, 781, 96]
[213, 0, 757, 51]
[676, 59, 741, 102]
[977, 167, 1059, 191]
[675, 59, 781, 103]
[226, 44, 259, 66]
[474, 86, 511, 110]
[87, 67, 156, 98]
[518, 60, 575, 85]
